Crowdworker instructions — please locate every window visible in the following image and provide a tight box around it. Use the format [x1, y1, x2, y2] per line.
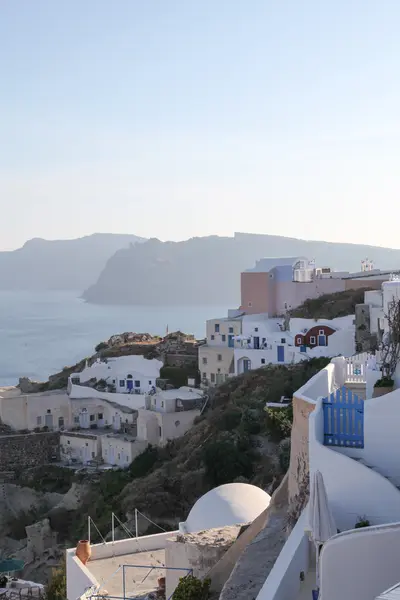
[120, 380, 125, 387]
[36, 416, 42, 425]
[217, 354, 222, 361]
[112, 379, 116, 384]
[98, 413, 103, 420]
[310, 336, 316, 344]
[158, 426, 162, 437]
[74, 416, 79, 424]
[85, 442, 88, 447]
[217, 368, 221, 373]
[221, 334, 226, 342]
[175, 420, 180, 427]
[248, 302, 252, 307]
[58, 417, 64, 428]
[148, 380, 152, 385]
[229, 327, 233, 333]
[135, 380, 140, 388]
[211, 335, 215, 341]
[126, 456, 129, 462]
[215, 324, 220, 333]
[261, 358, 266, 364]
[281, 338, 286, 344]
[297, 337, 302, 344]
[202, 357, 207, 365]
[255, 327, 258, 332]
[90, 414, 95, 422]
[319, 329, 325, 335]
[118, 453, 121, 460]
[92, 452, 95, 458]
[127, 374, 133, 379]
[300, 346, 307, 353]
[202, 372, 207, 378]
[46, 409, 51, 414]
[67, 440, 70, 445]
[161, 401, 164, 408]
[210, 373, 216, 383]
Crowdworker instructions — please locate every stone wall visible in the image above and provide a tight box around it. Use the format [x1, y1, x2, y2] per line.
[355, 304, 379, 353]
[0, 432, 60, 471]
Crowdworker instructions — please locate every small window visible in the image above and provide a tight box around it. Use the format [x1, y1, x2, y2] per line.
[90, 414, 95, 422]
[215, 324, 220, 333]
[300, 346, 307, 353]
[255, 327, 258, 332]
[112, 379, 116, 384]
[74, 416, 79, 423]
[117, 453, 120, 460]
[120, 379, 125, 387]
[217, 354, 222, 361]
[58, 417, 64, 428]
[319, 329, 325, 335]
[248, 302, 252, 307]
[261, 358, 266, 364]
[297, 337, 302, 344]
[202, 357, 207, 365]
[281, 338, 286, 343]
[222, 334, 226, 342]
[37, 416, 42, 425]
[210, 373, 216, 383]
[161, 401, 164, 408]
[85, 442, 88, 447]
[46, 409, 51, 414]
[148, 380, 152, 385]
[175, 420, 180, 427]
[202, 372, 207, 378]
[98, 413, 103, 420]
[310, 336, 316, 344]
[126, 456, 129, 462]
[67, 440, 70, 445]
[135, 380, 140, 388]
[92, 452, 95, 458]
[229, 327, 233, 334]
[127, 374, 133, 379]
[158, 426, 162, 437]
[211, 335, 215, 341]
[217, 368, 221, 373]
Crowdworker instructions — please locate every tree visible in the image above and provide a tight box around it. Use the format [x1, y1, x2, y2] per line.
[379, 298, 400, 381]
[46, 561, 66, 600]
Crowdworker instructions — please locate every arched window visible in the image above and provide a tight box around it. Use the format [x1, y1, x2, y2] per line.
[127, 374, 133, 379]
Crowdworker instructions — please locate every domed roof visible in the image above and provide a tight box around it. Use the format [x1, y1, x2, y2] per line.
[183, 483, 271, 533]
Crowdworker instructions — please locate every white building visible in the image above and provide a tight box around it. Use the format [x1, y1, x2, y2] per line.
[137, 386, 204, 445]
[70, 355, 163, 395]
[0, 387, 72, 431]
[60, 431, 102, 464]
[233, 314, 355, 375]
[101, 433, 148, 468]
[256, 356, 400, 600]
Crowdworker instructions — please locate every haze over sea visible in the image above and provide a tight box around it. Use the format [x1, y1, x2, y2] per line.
[0, 291, 227, 387]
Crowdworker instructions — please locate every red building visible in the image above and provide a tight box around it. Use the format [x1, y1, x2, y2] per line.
[294, 325, 336, 348]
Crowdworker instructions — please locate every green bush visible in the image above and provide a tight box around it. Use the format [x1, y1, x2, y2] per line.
[172, 575, 210, 600]
[203, 438, 255, 486]
[264, 405, 293, 442]
[46, 561, 66, 600]
[374, 377, 394, 388]
[95, 342, 108, 352]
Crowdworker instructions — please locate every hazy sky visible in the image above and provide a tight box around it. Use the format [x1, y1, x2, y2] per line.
[1, 1, 400, 250]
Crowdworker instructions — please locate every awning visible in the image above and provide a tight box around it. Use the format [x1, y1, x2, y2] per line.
[0, 559, 24, 573]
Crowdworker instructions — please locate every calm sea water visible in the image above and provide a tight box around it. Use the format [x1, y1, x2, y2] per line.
[0, 291, 227, 387]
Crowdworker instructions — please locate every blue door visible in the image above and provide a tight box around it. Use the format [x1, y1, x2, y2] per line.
[277, 346, 285, 362]
[127, 379, 133, 391]
[228, 335, 234, 348]
[318, 335, 326, 346]
[243, 359, 251, 372]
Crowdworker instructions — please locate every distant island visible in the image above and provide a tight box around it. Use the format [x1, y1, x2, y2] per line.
[2, 231, 400, 305]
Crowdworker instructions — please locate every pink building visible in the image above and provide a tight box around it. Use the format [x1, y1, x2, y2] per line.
[240, 257, 354, 316]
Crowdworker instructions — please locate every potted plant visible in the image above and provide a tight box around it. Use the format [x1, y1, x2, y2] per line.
[354, 516, 370, 528]
[373, 376, 394, 398]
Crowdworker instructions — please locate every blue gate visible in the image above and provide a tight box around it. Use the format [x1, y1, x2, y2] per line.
[322, 387, 364, 448]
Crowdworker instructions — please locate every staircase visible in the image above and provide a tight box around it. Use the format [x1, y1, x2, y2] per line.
[352, 457, 400, 491]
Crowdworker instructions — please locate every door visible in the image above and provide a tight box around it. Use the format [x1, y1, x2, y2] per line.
[79, 412, 89, 429]
[318, 335, 326, 346]
[277, 346, 285, 362]
[109, 446, 115, 465]
[127, 379, 133, 391]
[228, 335, 234, 348]
[45, 414, 53, 429]
[243, 359, 251, 373]
[253, 336, 260, 349]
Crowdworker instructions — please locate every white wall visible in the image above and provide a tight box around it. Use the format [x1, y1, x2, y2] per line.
[0, 391, 72, 431]
[234, 347, 308, 374]
[320, 523, 400, 600]
[309, 398, 400, 530]
[334, 387, 400, 485]
[136, 409, 200, 445]
[101, 437, 148, 467]
[256, 509, 310, 600]
[66, 551, 98, 600]
[69, 384, 146, 410]
[60, 433, 101, 463]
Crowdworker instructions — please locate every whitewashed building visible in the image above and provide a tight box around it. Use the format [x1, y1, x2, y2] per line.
[137, 386, 204, 445]
[101, 433, 148, 468]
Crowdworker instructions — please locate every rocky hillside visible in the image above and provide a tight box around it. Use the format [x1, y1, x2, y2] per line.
[14, 358, 329, 551]
[288, 287, 371, 320]
[83, 231, 400, 305]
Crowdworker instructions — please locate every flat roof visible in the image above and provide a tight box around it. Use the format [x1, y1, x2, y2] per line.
[88, 549, 165, 598]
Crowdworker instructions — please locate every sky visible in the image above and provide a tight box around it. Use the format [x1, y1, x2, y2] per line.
[1, 0, 400, 250]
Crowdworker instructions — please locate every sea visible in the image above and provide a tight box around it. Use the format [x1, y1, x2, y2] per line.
[0, 290, 228, 387]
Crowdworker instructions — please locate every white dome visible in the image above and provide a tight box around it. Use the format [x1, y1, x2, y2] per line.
[183, 483, 271, 533]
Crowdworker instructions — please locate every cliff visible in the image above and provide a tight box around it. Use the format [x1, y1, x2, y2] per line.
[0, 233, 144, 290]
[83, 232, 400, 305]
